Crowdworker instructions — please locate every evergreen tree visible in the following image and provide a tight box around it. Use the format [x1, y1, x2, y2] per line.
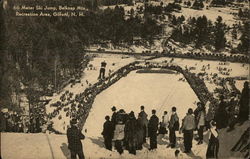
[237, 22, 249, 54]
[231, 27, 237, 40]
[192, 0, 204, 10]
[214, 16, 227, 51]
[172, 15, 178, 25]
[238, 8, 244, 18]
[194, 16, 209, 48]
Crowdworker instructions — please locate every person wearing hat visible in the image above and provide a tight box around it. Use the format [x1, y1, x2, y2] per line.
[148, 109, 159, 150]
[111, 106, 117, 138]
[194, 102, 206, 145]
[101, 116, 113, 151]
[138, 106, 148, 143]
[168, 107, 179, 148]
[67, 118, 85, 159]
[111, 106, 117, 125]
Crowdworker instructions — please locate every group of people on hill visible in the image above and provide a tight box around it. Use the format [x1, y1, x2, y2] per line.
[162, 50, 249, 63]
[101, 104, 214, 156]
[100, 80, 249, 158]
[214, 81, 249, 132]
[0, 110, 45, 133]
[102, 106, 160, 155]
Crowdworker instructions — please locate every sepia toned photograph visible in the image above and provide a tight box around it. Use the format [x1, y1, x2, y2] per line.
[0, 0, 249, 159]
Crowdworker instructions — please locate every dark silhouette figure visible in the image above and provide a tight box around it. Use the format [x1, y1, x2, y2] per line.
[148, 109, 159, 150]
[214, 95, 228, 129]
[67, 119, 85, 159]
[138, 106, 148, 143]
[238, 81, 249, 124]
[168, 107, 179, 148]
[102, 116, 113, 151]
[125, 111, 138, 155]
[98, 61, 107, 80]
[206, 121, 219, 159]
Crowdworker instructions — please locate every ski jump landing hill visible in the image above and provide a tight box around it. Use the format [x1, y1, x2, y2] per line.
[48, 60, 218, 133]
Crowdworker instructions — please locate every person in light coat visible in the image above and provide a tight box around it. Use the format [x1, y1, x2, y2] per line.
[162, 111, 169, 129]
[159, 111, 169, 136]
[113, 119, 125, 154]
[180, 108, 196, 153]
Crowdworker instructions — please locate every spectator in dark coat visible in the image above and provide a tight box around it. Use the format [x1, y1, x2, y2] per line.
[111, 106, 117, 125]
[238, 81, 249, 124]
[180, 108, 196, 153]
[138, 106, 148, 143]
[194, 102, 206, 145]
[136, 115, 145, 150]
[125, 111, 138, 155]
[102, 116, 113, 151]
[148, 109, 159, 150]
[206, 121, 219, 159]
[67, 119, 85, 159]
[168, 107, 179, 148]
[214, 95, 228, 129]
[111, 106, 117, 137]
[227, 93, 239, 132]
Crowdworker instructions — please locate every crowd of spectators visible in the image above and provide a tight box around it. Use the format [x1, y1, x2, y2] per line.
[0, 107, 46, 133]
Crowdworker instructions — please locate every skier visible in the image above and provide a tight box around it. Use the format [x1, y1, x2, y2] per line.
[98, 61, 107, 80]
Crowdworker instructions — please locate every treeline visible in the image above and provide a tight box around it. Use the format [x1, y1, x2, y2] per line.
[100, 0, 133, 6]
[170, 15, 249, 54]
[79, 5, 162, 45]
[1, 0, 87, 111]
[238, 8, 249, 19]
[0, 0, 163, 111]
[144, 2, 181, 15]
